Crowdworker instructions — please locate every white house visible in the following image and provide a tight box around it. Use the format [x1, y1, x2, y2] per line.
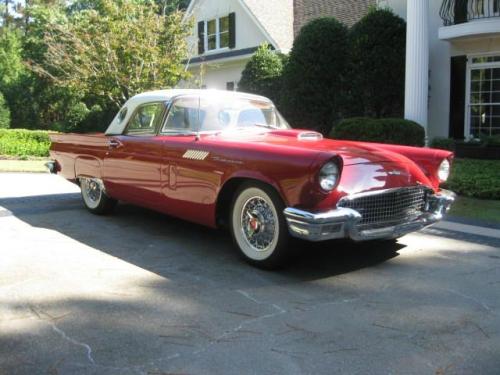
[183, 0, 294, 91]
[380, 0, 500, 141]
[183, 0, 500, 141]
[182, 0, 373, 91]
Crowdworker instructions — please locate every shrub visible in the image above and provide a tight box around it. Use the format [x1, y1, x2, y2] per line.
[445, 159, 500, 199]
[0, 92, 10, 129]
[348, 9, 406, 118]
[430, 137, 455, 151]
[480, 134, 500, 146]
[281, 17, 349, 132]
[330, 117, 425, 146]
[0, 129, 51, 157]
[238, 44, 286, 104]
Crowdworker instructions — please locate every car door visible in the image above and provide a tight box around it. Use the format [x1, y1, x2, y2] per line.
[103, 101, 166, 206]
[156, 95, 222, 226]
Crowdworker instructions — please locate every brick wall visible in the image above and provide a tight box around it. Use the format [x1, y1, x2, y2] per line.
[293, 0, 377, 35]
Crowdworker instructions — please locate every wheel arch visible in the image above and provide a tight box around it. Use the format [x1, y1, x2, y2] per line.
[215, 176, 286, 228]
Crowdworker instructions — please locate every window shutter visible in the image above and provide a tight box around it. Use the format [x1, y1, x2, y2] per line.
[198, 21, 205, 54]
[229, 12, 236, 49]
[449, 56, 466, 139]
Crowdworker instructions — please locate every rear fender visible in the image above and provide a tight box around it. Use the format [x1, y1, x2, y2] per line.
[75, 156, 102, 180]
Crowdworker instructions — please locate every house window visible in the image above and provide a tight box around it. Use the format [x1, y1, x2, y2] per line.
[467, 55, 500, 137]
[206, 15, 229, 51]
[226, 82, 235, 91]
[198, 13, 235, 54]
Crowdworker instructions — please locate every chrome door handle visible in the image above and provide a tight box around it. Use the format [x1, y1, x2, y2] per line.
[108, 139, 122, 149]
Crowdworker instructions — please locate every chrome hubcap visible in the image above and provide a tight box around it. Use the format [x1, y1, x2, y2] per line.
[241, 197, 276, 251]
[83, 178, 101, 202]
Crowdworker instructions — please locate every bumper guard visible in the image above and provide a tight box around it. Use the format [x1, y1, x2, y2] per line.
[284, 189, 456, 242]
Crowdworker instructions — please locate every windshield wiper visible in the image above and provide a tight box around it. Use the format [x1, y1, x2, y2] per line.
[212, 124, 279, 136]
[251, 123, 278, 129]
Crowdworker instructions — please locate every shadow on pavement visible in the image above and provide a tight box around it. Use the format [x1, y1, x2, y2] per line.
[2, 190, 499, 375]
[0, 192, 402, 283]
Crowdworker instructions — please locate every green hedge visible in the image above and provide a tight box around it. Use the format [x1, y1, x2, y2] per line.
[330, 117, 425, 146]
[445, 158, 500, 200]
[0, 129, 51, 157]
[430, 137, 455, 151]
[281, 17, 349, 131]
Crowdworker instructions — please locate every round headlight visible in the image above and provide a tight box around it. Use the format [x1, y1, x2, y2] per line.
[438, 159, 450, 182]
[319, 162, 339, 191]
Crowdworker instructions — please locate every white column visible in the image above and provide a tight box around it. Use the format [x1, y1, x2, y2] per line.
[404, 0, 430, 144]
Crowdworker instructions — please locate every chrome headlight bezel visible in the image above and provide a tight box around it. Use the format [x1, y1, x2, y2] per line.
[318, 161, 340, 192]
[438, 159, 450, 182]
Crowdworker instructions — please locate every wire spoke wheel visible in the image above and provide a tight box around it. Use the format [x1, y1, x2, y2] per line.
[231, 183, 290, 268]
[80, 177, 116, 214]
[84, 179, 101, 203]
[241, 197, 277, 252]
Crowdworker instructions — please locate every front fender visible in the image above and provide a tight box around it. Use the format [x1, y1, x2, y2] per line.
[221, 170, 289, 205]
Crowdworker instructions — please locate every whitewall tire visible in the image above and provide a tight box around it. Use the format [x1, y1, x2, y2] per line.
[230, 182, 290, 269]
[80, 177, 117, 215]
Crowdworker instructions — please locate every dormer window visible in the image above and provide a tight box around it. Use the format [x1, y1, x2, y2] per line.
[198, 13, 235, 54]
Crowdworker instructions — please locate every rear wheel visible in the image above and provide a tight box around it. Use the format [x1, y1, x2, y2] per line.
[230, 182, 290, 269]
[80, 177, 117, 215]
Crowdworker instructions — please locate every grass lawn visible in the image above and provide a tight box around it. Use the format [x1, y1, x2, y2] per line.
[448, 196, 500, 225]
[0, 158, 49, 173]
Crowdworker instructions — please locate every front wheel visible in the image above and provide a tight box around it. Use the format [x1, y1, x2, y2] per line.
[230, 183, 290, 269]
[80, 177, 117, 215]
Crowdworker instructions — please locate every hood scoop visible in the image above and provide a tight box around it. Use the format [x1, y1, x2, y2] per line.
[297, 131, 323, 141]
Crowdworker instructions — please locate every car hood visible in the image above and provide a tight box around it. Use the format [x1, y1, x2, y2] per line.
[213, 129, 407, 166]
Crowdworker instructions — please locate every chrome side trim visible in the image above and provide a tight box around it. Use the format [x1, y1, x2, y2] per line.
[284, 189, 456, 242]
[183, 149, 209, 160]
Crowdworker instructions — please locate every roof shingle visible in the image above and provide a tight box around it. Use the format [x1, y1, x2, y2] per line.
[242, 0, 294, 52]
[293, 0, 376, 35]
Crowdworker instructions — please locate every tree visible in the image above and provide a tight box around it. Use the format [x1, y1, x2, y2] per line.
[155, 0, 189, 15]
[238, 43, 286, 104]
[0, 91, 11, 128]
[348, 9, 406, 118]
[2, 0, 13, 26]
[0, 27, 24, 88]
[1, 5, 90, 131]
[281, 17, 349, 132]
[29, 0, 191, 109]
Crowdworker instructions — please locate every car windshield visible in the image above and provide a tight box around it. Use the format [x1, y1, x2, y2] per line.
[198, 96, 291, 132]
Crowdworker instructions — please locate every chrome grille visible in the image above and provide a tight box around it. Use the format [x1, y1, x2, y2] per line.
[337, 186, 431, 230]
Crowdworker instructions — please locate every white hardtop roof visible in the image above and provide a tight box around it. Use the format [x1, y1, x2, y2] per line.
[105, 89, 271, 135]
[130, 89, 270, 103]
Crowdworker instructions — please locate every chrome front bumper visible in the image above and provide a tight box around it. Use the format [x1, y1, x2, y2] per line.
[284, 189, 456, 242]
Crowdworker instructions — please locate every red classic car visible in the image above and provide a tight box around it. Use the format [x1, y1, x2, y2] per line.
[48, 89, 455, 268]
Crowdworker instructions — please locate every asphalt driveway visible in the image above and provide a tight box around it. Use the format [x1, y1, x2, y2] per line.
[1, 173, 499, 375]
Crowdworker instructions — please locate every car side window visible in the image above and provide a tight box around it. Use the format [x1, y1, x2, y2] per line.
[118, 107, 128, 123]
[162, 96, 200, 133]
[125, 102, 164, 136]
